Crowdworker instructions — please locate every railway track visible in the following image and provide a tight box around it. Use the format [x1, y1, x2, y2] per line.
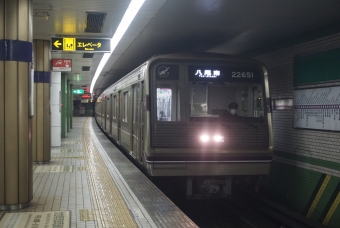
[153, 177, 327, 228]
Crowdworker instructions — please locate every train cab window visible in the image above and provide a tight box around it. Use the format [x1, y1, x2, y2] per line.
[190, 83, 207, 115]
[188, 65, 266, 121]
[189, 82, 265, 121]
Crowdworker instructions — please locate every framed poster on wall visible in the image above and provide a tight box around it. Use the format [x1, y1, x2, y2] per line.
[293, 86, 340, 131]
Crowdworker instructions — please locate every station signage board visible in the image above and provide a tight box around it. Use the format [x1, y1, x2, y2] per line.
[52, 59, 72, 71]
[81, 94, 91, 99]
[73, 89, 84, 94]
[51, 37, 111, 52]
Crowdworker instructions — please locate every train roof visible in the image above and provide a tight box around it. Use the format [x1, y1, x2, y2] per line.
[147, 52, 260, 63]
[97, 52, 267, 99]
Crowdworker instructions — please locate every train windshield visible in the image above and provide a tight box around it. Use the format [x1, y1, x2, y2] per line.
[188, 65, 265, 121]
[190, 82, 264, 120]
[154, 63, 265, 122]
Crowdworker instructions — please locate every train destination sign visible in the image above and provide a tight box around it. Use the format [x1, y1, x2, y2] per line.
[188, 66, 261, 83]
[51, 37, 111, 52]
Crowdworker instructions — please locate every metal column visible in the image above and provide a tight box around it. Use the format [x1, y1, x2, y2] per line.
[0, 0, 33, 210]
[32, 40, 51, 163]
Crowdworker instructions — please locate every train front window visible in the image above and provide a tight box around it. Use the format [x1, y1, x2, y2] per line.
[189, 82, 264, 120]
[188, 65, 264, 121]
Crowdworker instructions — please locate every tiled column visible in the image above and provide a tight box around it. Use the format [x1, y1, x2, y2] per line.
[32, 40, 51, 162]
[51, 72, 61, 146]
[0, 0, 33, 210]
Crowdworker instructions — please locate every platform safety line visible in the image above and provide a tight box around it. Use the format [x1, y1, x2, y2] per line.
[84, 119, 136, 227]
[83, 126, 109, 228]
[322, 191, 340, 225]
[306, 174, 331, 218]
[83, 118, 138, 228]
[89, 120, 158, 228]
[84, 141, 111, 228]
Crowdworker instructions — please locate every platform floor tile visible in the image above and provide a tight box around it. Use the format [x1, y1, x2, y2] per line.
[0, 117, 198, 228]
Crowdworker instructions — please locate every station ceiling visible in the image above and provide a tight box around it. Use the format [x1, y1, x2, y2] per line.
[32, 0, 340, 96]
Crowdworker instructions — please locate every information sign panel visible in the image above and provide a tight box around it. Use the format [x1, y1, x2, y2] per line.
[73, 89, 84, 94]
[0, 211, 70, 228]
[51, 37, 111, 52]
[52, 59, 72, 71]
[293, 86, 340, 131]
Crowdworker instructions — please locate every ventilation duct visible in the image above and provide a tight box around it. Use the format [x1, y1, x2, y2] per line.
[82, 66, 90, 71]
[85, 12, 107, 33]
[83, 53, 94, 58]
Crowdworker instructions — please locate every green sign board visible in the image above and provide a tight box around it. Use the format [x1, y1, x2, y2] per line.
[73, 89, 84, 94]
[294, 48, 340, 86]
[51, 37, 111, 52]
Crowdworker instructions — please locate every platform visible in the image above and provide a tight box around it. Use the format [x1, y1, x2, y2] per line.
[0, 117, 197, 228]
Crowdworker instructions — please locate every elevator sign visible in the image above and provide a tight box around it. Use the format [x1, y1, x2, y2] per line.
[51, 37, 111, 52]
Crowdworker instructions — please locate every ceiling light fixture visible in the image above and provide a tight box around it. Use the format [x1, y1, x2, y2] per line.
[90, 0, 145, 93]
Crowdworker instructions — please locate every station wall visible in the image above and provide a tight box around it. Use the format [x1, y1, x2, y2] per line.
[251, 30, 340, 227]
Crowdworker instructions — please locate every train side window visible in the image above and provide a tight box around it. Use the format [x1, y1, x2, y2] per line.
[133, 85, 138, 123]
[123, 91, 129, 122]
[112, 95, 116, 119]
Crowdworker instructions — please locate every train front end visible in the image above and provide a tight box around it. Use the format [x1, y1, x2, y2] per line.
[145, 54, 274, 180]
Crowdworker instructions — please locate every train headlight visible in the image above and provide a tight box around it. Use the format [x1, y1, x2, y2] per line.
[213, 135, 224, 142]
[200, 134, 210, 142]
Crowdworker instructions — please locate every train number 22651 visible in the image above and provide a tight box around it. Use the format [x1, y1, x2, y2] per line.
[231, 72, 254, 78]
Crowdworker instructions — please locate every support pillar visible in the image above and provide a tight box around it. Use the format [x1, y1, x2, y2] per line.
[0, 0, 33, 210]
[67, 80, 70, 133]
[69, 84, 73, 128]
[32, 40, 51, 162]
[61, 73, 67, 138]
[51, 72, 61, 146]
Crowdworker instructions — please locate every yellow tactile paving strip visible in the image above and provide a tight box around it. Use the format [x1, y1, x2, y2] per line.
[83, 118, 138, 228]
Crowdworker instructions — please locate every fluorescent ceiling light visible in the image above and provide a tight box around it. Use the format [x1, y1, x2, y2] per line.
[90, 0, 145, 93]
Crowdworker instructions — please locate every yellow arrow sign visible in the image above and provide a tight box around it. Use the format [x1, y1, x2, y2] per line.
[54, 40, 62, 48]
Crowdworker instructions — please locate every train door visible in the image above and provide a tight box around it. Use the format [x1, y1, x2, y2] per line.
[120, 88, 131, 149]
[105, 96, 110, 132]
[137, 81, 144, 162]
[101, 98, 105, 127]
[131, 84, 139, 158]
[149, 63, 188, 171]
[104, 97, 107, 131]
[111, 93, 119, 140]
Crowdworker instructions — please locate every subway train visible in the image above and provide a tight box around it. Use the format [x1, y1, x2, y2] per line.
[95, 52, 274, 197]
